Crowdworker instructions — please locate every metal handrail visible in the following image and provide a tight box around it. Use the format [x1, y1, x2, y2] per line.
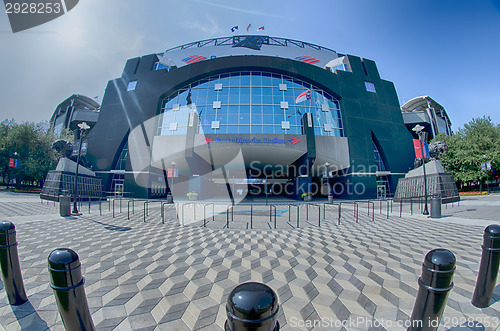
[143, 201, 149, 223]
[226, 205, 233, 229]
[355, 200, 374, 222]
[203, 203, 215, 227]
[322, 203, 341, 225]
[289, 204, 299, 228]
[269, 205, 277, 228]
[127, 199, 134, 220]
[181, 203, 195, 226]
[339, 202, 359, 223]
[250, 205, 253, 229]
[161, 202, 167, 224]
[306, 203, 321, 226]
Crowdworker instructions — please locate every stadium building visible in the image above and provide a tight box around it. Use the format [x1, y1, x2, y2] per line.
[83, 35, 415, 200]
[401, 95, 452, 141]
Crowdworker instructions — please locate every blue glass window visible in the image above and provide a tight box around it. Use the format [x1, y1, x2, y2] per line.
[158, 71, 344, 137]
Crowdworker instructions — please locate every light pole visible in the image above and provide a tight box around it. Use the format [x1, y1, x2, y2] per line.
[412, 125, 429, 215]
[325, 161, 331, 196]
[72, 122, 90, 214]
[170, 161, 176, 200]
[483, 155, 490, 195]
[9, 152, 18, 189]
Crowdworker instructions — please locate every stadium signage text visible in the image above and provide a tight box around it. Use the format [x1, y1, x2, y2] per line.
[204, 137, 301, 145]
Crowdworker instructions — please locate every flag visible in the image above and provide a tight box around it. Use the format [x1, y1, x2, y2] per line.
[93, 96, 99, 100]
[257, 26, 264, 31]
[413, 139, 422, 158]
[167, 168, 178, 178]
[246, 24, 251, 32]
[231, 26, 238, 32]
[295, 89, 311, 104]
[413, 139, 429, 158]
[9, 158, 19, 168]
[422, 141, 430, 158]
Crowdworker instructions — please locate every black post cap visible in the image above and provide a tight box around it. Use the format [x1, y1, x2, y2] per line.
[483, 225, 500, 249]
[48, 248, 83, 289]
[226, 282, 279, 329]
[420, 249, 456, 289]
[0, 221, 16, 232]
[0, 221, 15, 233]
[48, 248, 80, 271]
[0, 221, 16, 246]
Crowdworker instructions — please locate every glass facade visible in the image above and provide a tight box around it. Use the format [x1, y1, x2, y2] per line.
[373, 140, 391, 196]
[373, 141, 386, 172]
[157, 71, 343, 137]
[153, 62, 171, 71]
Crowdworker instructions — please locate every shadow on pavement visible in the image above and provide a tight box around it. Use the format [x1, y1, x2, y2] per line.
[89, 219, 131, 231]
[491, 284, 500, 305]
[11, 300, 50, 330]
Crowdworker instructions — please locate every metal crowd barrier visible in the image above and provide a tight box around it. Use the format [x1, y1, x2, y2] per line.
[203, 203, 215, 227]
[339, 201, 359, 223]
[306, 203, 321, 226]
[269, 205, 277, 228]
[226, 205, 233, 228]
[288, 204, 299, 228]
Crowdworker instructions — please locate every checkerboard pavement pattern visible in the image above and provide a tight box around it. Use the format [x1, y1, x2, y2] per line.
[0, 197, 499, 330]
[0, 200, 60, 217]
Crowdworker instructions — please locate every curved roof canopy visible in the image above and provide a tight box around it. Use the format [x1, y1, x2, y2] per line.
[401, 95, 451, 125]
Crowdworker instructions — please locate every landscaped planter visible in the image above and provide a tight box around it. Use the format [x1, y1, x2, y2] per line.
[187, 192, 199, 201]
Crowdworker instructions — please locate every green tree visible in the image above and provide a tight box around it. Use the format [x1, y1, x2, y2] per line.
[433, 116, 500, 189]
[0, 120, 13, 184]
[0, 120, 61, 187]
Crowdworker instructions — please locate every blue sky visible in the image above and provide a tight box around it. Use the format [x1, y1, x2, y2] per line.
[1, 0, 499, 130]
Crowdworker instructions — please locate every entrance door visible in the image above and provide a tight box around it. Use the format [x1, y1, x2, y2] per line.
[377, 179, 386, 199]
[114, 183, 124, 198]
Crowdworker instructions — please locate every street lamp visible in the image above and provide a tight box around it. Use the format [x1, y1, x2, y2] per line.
[72, 122, 90, 215]
[412, 124, 429, 215]
[170, 161, 176, 200]
[483, 155, 490, 195]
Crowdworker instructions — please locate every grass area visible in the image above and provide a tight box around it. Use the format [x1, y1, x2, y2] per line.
[12, 188, 41, 194]
[459, 191, 487, 196]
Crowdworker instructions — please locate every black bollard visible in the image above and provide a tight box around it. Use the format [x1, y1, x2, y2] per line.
[408, 249, 456, 331]
[471, 224, 500, 308]
[48, 248, 95, 331]
[225, 282, 279, 331]
[0, 221, 28, 305]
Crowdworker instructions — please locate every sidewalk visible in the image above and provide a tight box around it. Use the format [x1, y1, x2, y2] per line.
[0, 192, 499, 330]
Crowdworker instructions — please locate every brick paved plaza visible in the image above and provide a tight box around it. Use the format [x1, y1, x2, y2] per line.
[0, 191, 499, 330]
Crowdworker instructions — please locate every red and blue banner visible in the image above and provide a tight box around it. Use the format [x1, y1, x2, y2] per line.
[413, 139, 429, 158]
[167, 168, 178, 178]
[8, 158, 19, 168]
